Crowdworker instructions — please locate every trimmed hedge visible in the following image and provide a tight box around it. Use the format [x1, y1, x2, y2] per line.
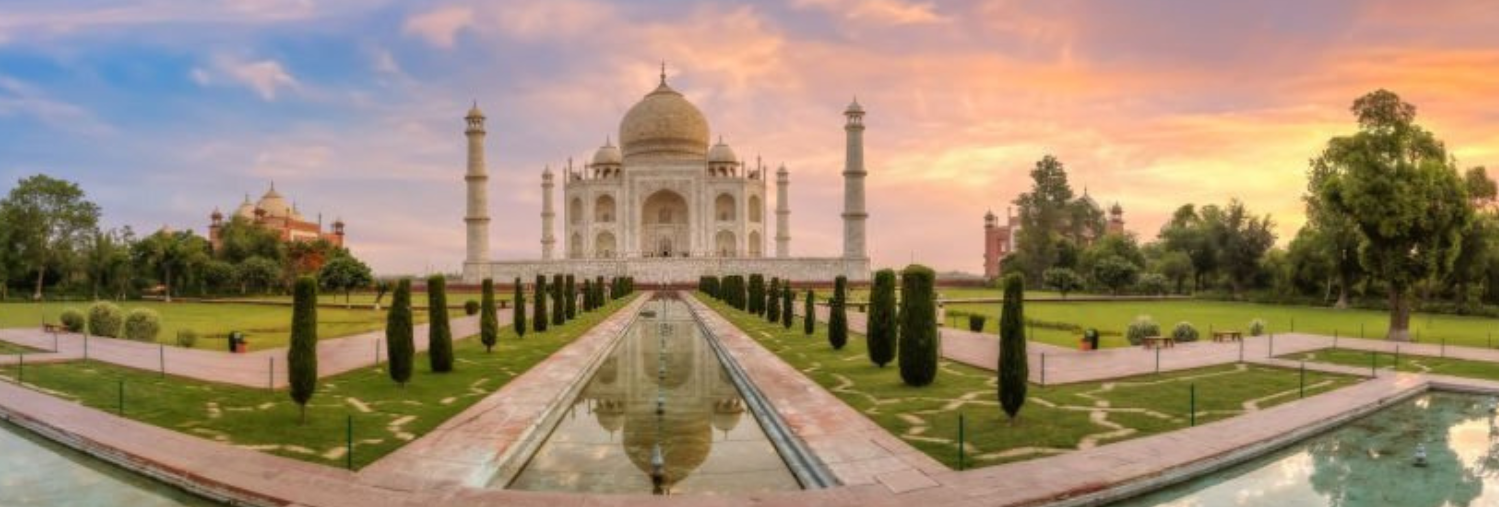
[998, 274, 1027, 419]
[60, 308, 85, 333]
[122, 308, 161, 342]
[88, 302, 123, 338]
[288, 276, 319, 423]
[1171, 321, 1199, 342]
[1249, 318, 1266, 337]
[867, 269, 896, 368]
[514, 277, 527, 338]
[1125, 316, 1161, 346]
[781, 284, 794, 329]
[533, 275, 548, 333]
[564, 274, 576, 320]
[829, 275, 848, 350]
[766, 278, 781, 323]
[898, 265, 939, 386]
[176, 329, 198, 348]
[480, 278, 498, 352]
[386, 278, 415, 386]
[464, 300, 480, 316]
[803, 290, 815, 335]
[428, 275, 454, 372]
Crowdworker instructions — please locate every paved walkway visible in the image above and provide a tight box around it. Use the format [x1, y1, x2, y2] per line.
[686, 294, 948, 492]
[0, 310, 507, 388]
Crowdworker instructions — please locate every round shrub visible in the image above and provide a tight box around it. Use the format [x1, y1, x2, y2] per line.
[1249, 318, 1267, 337]
[967, 314, 987, 332]
[176, 329, 198, 348]
[123, 308, 161, 342]
[59, 308, 86, 333]
[1125, 315, 1160, 346]
[87, 302, 124, 338]
[1171, 321, 1199, 342]
[464, 299, 480, 316]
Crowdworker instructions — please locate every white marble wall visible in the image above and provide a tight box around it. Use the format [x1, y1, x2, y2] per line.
[463, 257, 870, 285]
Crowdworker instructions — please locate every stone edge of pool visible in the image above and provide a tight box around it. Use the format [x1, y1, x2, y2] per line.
[5, 293, 1499, 507]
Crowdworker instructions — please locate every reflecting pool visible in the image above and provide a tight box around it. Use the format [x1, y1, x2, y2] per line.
[1114, 392, 1499, 506]
[504, 297, 801, 495]
[0, 420, 218, 506]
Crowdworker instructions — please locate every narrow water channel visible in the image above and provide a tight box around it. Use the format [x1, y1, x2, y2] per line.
[0, 420, 218, 506]
[506, 296, 802, 495]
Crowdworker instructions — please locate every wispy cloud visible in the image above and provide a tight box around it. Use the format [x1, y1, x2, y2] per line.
[191, 55, 299, 101]
[0, 75, 113, 136]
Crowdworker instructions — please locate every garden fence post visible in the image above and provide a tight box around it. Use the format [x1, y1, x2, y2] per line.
[1395, 346, 1400, 369]
[958, 412, 966, 471]
[268, 357, 274, 392]
[159, 344, 165, 378]
[1238, 338, 1244, 363]
[1370, 350, 1377, 377]
[346, 415, 354, 470]
[1189, 384, 1196, 427]
[1155, 347, 1161, 375]
[375, 339, 380, 366]
[16, 353, 22, 384]
[118, 379, 124, 415]
[1300, 361, 1306, 399]
[1269, 334, 1275, 358]
[1040, 353, 1046, 386]
[1333, 329, 1338, 350]
[84, 335, 89, 361]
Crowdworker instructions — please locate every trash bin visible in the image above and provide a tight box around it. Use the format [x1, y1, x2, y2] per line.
[228, 331, 246, 353]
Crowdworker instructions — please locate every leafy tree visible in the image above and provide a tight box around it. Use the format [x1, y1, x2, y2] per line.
[781, 284, 794, 329]
[285, 238, 346, 280]
[564, 274, 576, 320]
[1315, 89, 1473, 340]
[532, 275, 548, 333]
[201, 260, 238, 295]
[317, 256, 373, 307]
[1136, 273, 1170, 296]
[1158, 204, 1218, 291]
[1305, 160, 1367, 308]
[0, 175, 100, 299]
[1153, 250, 1193, 295]
[803, 290, 815, 335]
[513, 277, 527, 338]
[1012, 155, 1076, 282]
[385, 278, 414, 386]
[237, 256, 282, 294]
[427, 275, 454, 372]
[288, 276, 318, 423]
[133, 229, 210, 302]
[83, 228, 133, 300]
[1207, 199, 1276, 297]
[829, 275, 848, 350]
[866, 269, 897, 367]
[998, 274, 1027, 420]
[898, 265, 939, 386]
[1042, 267, 1083, 298]
[1092, 255, 1140, 295]
[214, 216, 284, 264]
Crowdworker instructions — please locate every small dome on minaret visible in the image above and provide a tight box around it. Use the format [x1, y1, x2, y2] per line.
[845, 96, 864, 115]
[466, 101, 484, 119]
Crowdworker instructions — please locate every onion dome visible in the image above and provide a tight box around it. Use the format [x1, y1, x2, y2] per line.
[234, 194, 256, 219]
[619, 74, 710, 162]
[465, 101, 484, 119]
[707, 137, 737, 164]
[845, 97, 864, 115]
[592, 137, 623, 166]
[256, 183, 292, 218]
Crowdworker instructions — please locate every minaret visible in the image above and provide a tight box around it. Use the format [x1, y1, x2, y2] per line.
[775, 163, 791, 257]
[842, 98, 868, 260]
[464, 102, 490, 266]
[541, 165, 556, 260]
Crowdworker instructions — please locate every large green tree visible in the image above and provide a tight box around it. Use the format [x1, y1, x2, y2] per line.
[133, 229, 210, 302]
[1208, 199, 1276, 297]
[317, 256, 373, 307]
[1315, 90, 1473, 341]
[1011, 155, 1076, 281]
[1158, 204, 1217, 291]
[0, 175, 100, 299]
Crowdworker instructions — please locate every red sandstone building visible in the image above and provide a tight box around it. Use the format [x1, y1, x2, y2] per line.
[983, 198, 1125, 279]
[208, 183, 345, 251]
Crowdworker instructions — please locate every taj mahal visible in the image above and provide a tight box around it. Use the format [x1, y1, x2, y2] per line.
[460, 67, 872, 284]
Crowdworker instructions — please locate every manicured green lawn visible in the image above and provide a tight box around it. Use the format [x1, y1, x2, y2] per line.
[700, 295, 1360, 468]
[0, 341, 42, 354]
[944, 299, 1499, 350]
[240, 292, 511, 308]
[0, 301, 447, 351]
[0, 294, 636, 470]
[1283, 348, 1499, 381]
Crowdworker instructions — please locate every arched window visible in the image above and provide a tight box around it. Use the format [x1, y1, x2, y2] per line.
[715, 230, 736, 257]
[715, 194, 736, 222]
[569, 232, 583, 259]
[748, 195, 763, 223]
[748, 231, 762, 257]
[569, 198, 583, 225]
[594, 195, 615, 223]
[595, 231, 616, 258]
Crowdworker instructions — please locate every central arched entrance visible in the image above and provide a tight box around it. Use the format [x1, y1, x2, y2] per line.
[641, 190, 689, 257]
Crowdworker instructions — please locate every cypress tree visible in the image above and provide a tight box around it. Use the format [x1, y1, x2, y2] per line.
[898, 265, 938, 387]
[533, 275, 548, 333]
[565, 274, 577, 320]
[999, 274, 1028, 420]
[582, 279, 593, 311]
[513, 277, 527, 338]
[748, 274, 764, 315]
[766, 278, 781, 323]
[596, 276, 606, 303]
[386, 278, 414, 386]
[829, 275, 848, 350]
[427, 275, 454, 372]
[782, 284, 794, 329]
[480, 278, 498, 353]
[551, 274, 565, 326]
[288, 276, 318, 424]
[867, 269, 897, 367]
[803, 290, 815, 335]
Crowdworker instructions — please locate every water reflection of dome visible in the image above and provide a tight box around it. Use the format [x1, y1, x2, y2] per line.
[622, 400, 712, 486]
[597, 356, 619, 385]
[712, 398, 745, 434]
[594, 398, 626, 434]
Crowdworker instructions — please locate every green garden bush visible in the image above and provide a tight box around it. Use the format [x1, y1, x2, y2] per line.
[564, 274, 576, 320]
[1249, 318, 1266, 337]
[514, 277, 527, 338]
[829, 275, 848, 350]
[59, 308, 85, 333]
[898, 265, 939, 386]
[386, 279, 415, 385]
[748, 274, 765, 315]
[867, 269, 897, 367]
[533, 275, 548, 333]
[122, 308, 161, 342]
[998, 274, 1027, 419]
[550, 274, 565, 326]
[803, 290, 815, 335]
[1171, 321, 1200, 342]
[428, 275, 454, 372]
[176, 329, 198, 348]
[782, 285, 794, 329]
[87, 302, 123, 338]
[1125, 315, 1161, 346]
[480, 278, 498, 353]
[766, 278, 781, 323]
[968, 314, 986, 332]
[289, 276, 319, 423]
[464, 300, 480, 316]
[1137, 273, 1170, 296]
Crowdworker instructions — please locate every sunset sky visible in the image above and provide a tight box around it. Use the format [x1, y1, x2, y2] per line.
[2, 0, 1497, 275]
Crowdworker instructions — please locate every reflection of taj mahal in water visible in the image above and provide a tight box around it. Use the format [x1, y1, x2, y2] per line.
[508, 299, 799, 494]
[460, 66, 871, 284]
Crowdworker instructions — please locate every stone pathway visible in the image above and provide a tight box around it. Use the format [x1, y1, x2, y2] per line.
[0, 310, 507, 388]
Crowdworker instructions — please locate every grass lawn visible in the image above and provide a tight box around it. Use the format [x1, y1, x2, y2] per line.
[0, 341, 42, 354]
[0, 301, 448, 351]
[943, 299, 1499, 350]
[239, 292, 511, 308]
[0, 294, 637, 470]
[699, 295, 1360, 468]
[1283, 348, 1499, 381]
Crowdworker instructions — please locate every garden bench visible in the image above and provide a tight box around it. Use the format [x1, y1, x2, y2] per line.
[1212, 330, 1243, 342]
[1141, 335, 1175, 349]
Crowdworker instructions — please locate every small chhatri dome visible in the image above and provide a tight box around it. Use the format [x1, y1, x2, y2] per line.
[845, 96, 864, 115]
[592, 137, 623, 166]
[707, 136, 737, 164]
[211, 207, 223, 220]
[256, 182, 292, 218]
[619, 65, 710, 162]
[466, 100, 484, 119]
[1110, 202, 1123, 215]
[234, 193, 256, 218]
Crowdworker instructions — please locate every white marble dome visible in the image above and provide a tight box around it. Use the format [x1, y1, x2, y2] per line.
[618, 80, 709, 162]
[707, 137, 737, 164]
[592, 138, 623, 166]
[256, 186, 292, 218]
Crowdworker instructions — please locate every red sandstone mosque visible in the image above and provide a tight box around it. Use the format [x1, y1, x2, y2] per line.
[983, 193, 1124, 279]
[208, 183, 345, 251]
